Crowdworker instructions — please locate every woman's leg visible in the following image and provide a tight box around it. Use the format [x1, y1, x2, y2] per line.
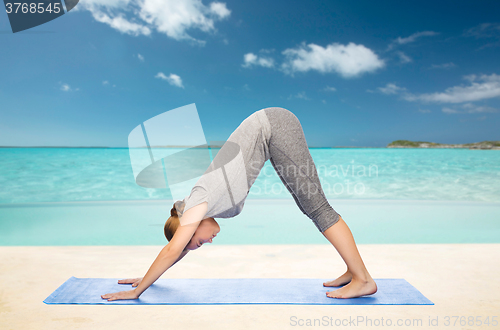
[321, 218, 377, 298]
[263, 107, 376, 298]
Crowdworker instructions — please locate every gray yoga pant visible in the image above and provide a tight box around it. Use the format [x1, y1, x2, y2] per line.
[263, 107, 342, 233]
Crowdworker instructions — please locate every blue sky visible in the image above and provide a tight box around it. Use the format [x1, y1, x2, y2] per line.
[1, 0, 499, 147]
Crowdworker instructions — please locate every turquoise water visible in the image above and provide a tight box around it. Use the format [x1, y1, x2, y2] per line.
[1, 148, 499, 245]
[1, 199, 499, 245]
[1, 148, 499, 203]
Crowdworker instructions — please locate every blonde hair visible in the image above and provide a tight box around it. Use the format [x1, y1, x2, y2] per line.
[164, 200, 188, 251]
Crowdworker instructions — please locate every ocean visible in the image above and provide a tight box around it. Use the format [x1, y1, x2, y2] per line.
[1, 147, 499, 245]
[0, 147, 499, 204]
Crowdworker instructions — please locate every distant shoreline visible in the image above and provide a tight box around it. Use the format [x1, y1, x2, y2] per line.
[387, 140, 500, 150]
[0, 146, 382, 149]
[1, 145, 499, 149]
[1, 140, 500, 149]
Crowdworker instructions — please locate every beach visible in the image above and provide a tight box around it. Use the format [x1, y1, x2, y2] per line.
[1, 148, 499, 329]
[1, 243, 499, 329]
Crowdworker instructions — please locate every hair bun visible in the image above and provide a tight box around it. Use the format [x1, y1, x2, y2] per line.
[172, 200, 185, 217]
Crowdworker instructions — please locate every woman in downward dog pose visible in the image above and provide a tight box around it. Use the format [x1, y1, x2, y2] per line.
[101, 107, 377, 301]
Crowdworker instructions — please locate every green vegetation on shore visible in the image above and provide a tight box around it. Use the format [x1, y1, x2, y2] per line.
[387, 140, 500, 149]
[2, 140, 500, 149]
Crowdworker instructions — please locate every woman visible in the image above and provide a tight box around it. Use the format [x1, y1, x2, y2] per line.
[101, 107, 377, 301]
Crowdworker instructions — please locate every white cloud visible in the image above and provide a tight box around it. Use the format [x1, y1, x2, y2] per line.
[463, 23, 500, 39]
[396, 51, 412, 63]
[462, 74, 477, 82]
[463, 23, 500, 49]
[155, 72, 184, 88]
[61, 84, 71, 92]
[378, 74, 500, 108]
[92, 11, 151, 36]
[386, 31, 439, 51]
[60, 83, 79, 92]
[378, 83, 407, 95]
[103, 81, 116, 87]
[430, 62, 456, 69]
[78, 0, 231, 45]
[442, 103, 499, 114]
[395, 31, 439, 45]
[322, 86, 337, 92]
[461, 103, 499, 113]
[138, 54, 145, 61]
[281, 42, 384, 78]
[442, 107, 460, 114]
[259, 48, 275, 54]
[209, 2, 230, 18]
[403, 73, 500, 103]
[287, 91, 310, 100]
[418, 109, 431, 113]
[242, 53, 275, 68]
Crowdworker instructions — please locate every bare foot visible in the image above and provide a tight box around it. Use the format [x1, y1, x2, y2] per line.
[326, 277, 377, 299]
[323, 270, 352, 287]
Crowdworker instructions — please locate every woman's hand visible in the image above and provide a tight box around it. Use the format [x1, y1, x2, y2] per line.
[118, 277, 143, 287]
[101, 289, 139, 301]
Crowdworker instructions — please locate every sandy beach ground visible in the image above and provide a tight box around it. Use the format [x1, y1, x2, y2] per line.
[1, 243, 499, 330]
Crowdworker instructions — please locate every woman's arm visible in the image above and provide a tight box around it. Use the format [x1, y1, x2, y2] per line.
[117, 250, 190, 288]
[101, 202, 207, 301]
[171, 249, 189, 267]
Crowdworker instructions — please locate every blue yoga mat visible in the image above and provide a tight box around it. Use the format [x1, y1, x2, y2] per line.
[44, 277, 433, 305]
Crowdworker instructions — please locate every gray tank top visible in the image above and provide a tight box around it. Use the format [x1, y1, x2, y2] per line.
[180, 109, 272, 218]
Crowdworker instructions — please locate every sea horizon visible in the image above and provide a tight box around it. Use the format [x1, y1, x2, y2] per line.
[1, 145, 499, 149]
[0, 145, 387, 149]
[1, 147, 499, 204]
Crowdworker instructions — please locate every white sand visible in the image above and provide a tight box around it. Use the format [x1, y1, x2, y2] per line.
[1, 244, 499, 330]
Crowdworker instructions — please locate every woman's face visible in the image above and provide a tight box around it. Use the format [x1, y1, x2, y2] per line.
[185, 218, 220, 250]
